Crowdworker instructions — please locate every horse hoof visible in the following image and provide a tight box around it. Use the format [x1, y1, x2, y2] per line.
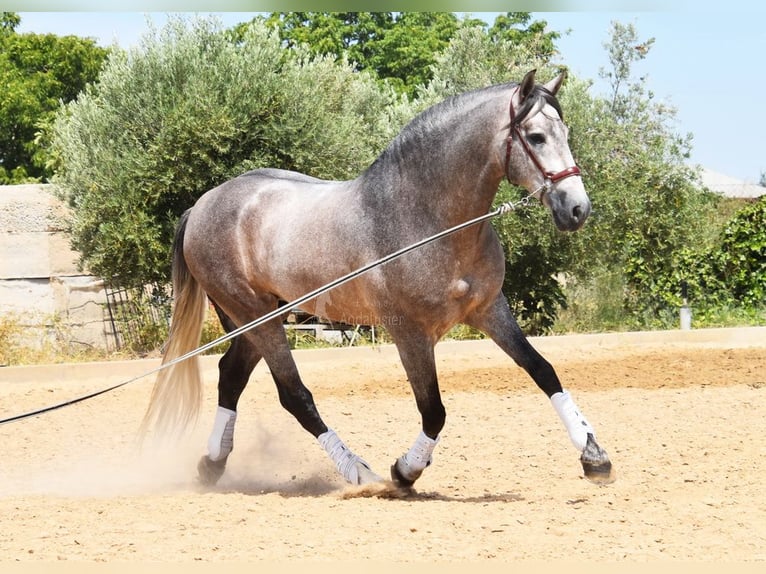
[197, 455, 227, 486]
[580, 433, 616, 485]
[390, 463, 415, 488]
[390, 458, 422, 488]
[582, 459, 616, 484]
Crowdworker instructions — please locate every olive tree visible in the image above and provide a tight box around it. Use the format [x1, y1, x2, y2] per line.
[50, 16, 397, 288]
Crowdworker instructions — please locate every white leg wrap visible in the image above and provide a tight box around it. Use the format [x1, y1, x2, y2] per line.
[396, 431, 439, 481]
[207, 406, 237, 462]
[551, 390, 595, 452]
[404, 431, 439, 472]
[317, 428, 381, 485]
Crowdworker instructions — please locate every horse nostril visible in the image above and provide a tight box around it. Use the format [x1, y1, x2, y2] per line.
[572, 204, 583, 221]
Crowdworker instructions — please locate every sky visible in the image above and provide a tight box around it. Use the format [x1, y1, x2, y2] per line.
[12, 8, 766, 183]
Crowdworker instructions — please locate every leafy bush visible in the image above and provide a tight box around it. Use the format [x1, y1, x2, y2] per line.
[670, 197, 766, 315]
[554, 23, 723, 330]
[711, 197, 766, 308]
[50, 16, 397, 288]
[584, 196, 766, 330]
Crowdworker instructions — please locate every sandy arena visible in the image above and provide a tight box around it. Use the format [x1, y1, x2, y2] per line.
[1, 327, 764, 562]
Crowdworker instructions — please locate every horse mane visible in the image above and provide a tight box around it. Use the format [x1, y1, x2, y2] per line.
[385, 84, 509, 159]
[363, 80, 564, 184]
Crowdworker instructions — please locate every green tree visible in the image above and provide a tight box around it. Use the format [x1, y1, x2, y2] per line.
[259, 12, 462, 96]
[258, 12, 555, 98]
[0, 12, 108, 183]
[1, 11, 20, 33]
[488, 11, 559, 58]
[258, 12, 395, 61]
[366, 12, 462, 95]
[50, 16, 396, 288]
[600, 19, 655, 117]
[560, 22, 718, 328]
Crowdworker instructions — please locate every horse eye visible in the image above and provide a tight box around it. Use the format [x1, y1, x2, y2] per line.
[527, 133, 546, 146]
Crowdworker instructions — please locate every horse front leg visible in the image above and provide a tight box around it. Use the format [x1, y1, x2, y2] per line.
[389, 332, 444, 487]
[466, 293, 615, 484]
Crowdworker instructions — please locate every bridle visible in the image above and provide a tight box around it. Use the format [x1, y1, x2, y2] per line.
[504, 86, 581, 198]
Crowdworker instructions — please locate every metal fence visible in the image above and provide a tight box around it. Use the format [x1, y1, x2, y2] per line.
[104, 281, 172, 353]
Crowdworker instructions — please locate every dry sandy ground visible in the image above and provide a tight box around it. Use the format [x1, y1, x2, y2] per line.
[0, 327, 765, 563]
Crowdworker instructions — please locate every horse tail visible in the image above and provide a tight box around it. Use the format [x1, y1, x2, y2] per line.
[141, 208, 207, 438]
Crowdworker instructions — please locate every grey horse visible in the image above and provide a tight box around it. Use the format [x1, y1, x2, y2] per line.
[143, 69, 614, 489]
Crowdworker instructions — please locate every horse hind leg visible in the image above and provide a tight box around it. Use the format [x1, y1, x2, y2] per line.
[254, 317, 382, 486]
[198, 304, 262, 487]
[197, 410, 236, 486]
[199, 295, 380, 487]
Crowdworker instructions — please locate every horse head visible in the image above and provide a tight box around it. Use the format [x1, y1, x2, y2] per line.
[505, 69, 590, 232]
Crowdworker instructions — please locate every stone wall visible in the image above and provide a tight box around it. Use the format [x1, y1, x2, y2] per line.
[0, 184, 112, 350]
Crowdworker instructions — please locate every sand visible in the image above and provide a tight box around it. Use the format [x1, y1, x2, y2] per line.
[1, 327, 764, 562]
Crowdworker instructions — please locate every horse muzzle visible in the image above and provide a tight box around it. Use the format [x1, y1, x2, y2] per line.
[546, 188, 591, 232]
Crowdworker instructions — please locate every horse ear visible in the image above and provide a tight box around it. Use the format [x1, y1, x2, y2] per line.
[543, 70, 567, 96]
[519, 69, 537, 101]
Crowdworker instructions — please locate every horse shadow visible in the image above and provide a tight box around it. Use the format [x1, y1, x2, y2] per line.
[201, 474, 524, 503]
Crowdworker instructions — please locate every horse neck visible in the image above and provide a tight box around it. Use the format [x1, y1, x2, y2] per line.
[362, 87, 510, 227]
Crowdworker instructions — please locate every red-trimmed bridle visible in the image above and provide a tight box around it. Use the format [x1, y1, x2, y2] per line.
[504, 87, 581, 194]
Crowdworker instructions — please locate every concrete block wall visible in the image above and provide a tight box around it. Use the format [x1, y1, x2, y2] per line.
[0, 184, 110, 350]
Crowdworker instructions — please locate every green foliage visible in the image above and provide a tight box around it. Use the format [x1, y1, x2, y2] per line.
[553, 268, 631, 334]
[445, 324, 487, 341]
[556, 254, 766, 333]
[1, 12, 21, 33]
[487, 12, 560, 59]
[556, 23, 722, 330]
[51, 16, 396, 287]
[493, 198, 574, 334]
[661, 198, 766, 316]
[0, 13, 108, 183]
[259, 12, 557, 98]
[260, 12, 463, 97]
[713, 198, 766, 307]
[600, 20, 655, 116]
[422, 24, 555, 100]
